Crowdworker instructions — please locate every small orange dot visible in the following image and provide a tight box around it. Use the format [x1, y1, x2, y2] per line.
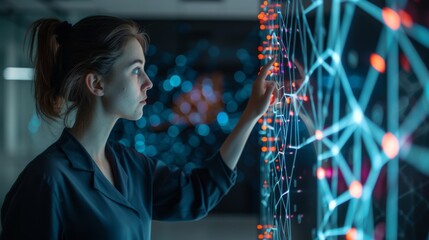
[260, 25, 266, 30]
[257, 224, 263, 230]
[399, 10, 413, 28]
[261, 137, 268, 142]
[346, 228, 357, 240]
[370, 53, 386, 73]
[382, 8, 401, 30]
[382, 132, 400, 158]
[349, 181, 362, 198]
[261, 146, 268, 152]
[315, 130, 323, 140]
[258, 234, 264, 239]
[316, 167, 325, 180]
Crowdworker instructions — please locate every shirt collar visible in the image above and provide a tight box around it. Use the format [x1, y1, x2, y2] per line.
[58, 128, 95, 172]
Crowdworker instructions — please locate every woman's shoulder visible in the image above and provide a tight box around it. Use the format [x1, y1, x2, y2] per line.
[23, 142, 69, 181]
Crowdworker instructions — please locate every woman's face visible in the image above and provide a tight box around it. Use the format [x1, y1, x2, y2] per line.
[102, 38, 152, 121]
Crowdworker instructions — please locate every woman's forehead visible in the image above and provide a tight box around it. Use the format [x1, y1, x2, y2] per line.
[116, 38, 145, 67]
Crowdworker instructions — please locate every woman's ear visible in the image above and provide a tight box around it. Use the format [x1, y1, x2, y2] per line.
[84, 72, 104, 96]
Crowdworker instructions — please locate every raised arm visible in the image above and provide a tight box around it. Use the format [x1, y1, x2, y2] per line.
[220, 58, 277, 170]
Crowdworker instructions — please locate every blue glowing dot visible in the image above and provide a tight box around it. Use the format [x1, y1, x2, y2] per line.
[168, 125, 180, 138]
[208, 46, 220, 57]
[236, 48, 249, 60]
[134, 133, 145, 142]
[176, 55, 187, 67]
[136, 117, 147, 128]
[234, 71, 246, 83]
[196, 124, 210, 136]
[149, 115, 161, 127]
[170, 75, 181, 87]
[145, 145, 157, 157]
[163, 80, 173, 91]
[226, 101, 238, 112]
[181, 81, 193, 92]
[135, 141, 145, 153]
[188, 135, 200, 147]
[146, 64, 158, 78]
[180, 102, 191, 114]
[173, 142, 184, 154]
[167, 112, 176, 123]
[235, 90, 247, 102]
[223, 92, 232, 102]
[217, 112, 229, 126]
[202, 85, 214, 98]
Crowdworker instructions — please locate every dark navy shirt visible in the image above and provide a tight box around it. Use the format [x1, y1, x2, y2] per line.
[0, 129, 236, 239]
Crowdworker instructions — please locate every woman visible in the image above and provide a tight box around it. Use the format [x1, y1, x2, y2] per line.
[0, 15, 276, 239]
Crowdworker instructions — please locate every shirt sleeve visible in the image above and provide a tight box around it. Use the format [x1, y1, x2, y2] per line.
[1, 164, 62, 240]
[151, 151, 237, 221]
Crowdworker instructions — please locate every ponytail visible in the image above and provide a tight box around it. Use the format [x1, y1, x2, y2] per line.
[27, 19, 63, 120]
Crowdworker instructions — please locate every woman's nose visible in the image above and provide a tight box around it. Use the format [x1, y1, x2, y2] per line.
[141, 73, 153, 91]
[145, 78, 153, 90]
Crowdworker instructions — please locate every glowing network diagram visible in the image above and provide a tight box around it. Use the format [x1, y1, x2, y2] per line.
[258, 0, 429, 239]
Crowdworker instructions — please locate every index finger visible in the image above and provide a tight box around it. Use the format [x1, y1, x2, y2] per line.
[258, 57, 277, 80]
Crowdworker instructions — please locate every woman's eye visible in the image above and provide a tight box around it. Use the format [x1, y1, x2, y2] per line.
[132, 68, 141, 75]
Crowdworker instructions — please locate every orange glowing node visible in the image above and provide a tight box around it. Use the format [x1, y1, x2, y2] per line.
[258, 234, 264, 239]
[258, 46, 264, 52]
[266, 35, 272, 40]
[346, 228, 357, 240]
[382, 132, 400, 159]
[258, 54, 265, 60]
[257, 224, 263, 230]
[261, 125, 267, 130]
[262, 136, 268, 142]
[315, 130, 323, 140]
[261, 146, 268, 152]
[316, 167, 326, 180]
[399, 10, 413, 28]
[349, 181, 363, 198]
[382, 8, 401, 30]
[260, 25, 266, 30]
[381, 7, 401, 30]
[370, 53, 386, 73]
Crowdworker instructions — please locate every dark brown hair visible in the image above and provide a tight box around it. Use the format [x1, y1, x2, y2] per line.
[27, 16, 148, 124]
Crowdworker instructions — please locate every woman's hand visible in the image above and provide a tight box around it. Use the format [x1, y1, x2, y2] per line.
[220, 57, 278, 170]
[244, 57, 277, 119]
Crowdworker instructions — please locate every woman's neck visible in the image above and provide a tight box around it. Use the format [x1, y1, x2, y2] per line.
[68, 109, 118, 165]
